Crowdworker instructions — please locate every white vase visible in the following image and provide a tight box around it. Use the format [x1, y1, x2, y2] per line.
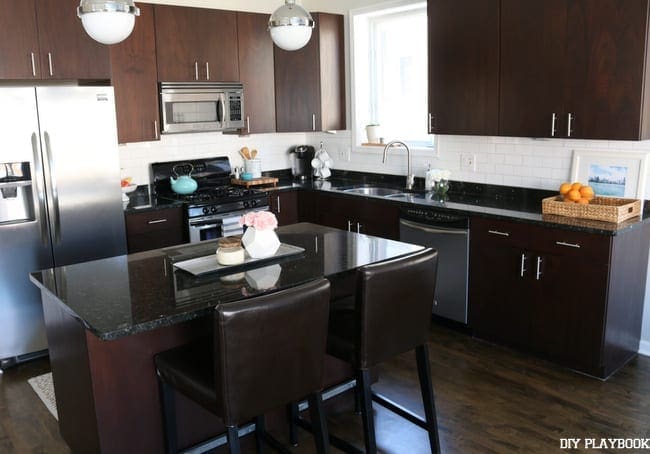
[241, 227, 281, 259]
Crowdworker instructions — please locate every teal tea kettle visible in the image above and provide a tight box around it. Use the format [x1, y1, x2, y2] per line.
[170, 163, 198, 195]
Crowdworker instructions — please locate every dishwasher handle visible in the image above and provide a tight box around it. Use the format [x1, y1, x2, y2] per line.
[400, 218, 468, 235]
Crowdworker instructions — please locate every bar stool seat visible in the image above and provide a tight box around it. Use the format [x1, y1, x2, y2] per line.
[155, 278, 332, 454]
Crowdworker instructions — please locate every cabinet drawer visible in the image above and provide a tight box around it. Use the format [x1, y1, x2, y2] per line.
[125, 208, 183, 235]
[537, 227, 611, 263]
[470, 216, 530, 248]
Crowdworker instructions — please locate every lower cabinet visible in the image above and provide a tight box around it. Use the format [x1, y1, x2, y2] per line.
[269, 190, 298, 226]
[125, 207, 185, 253]
[298, 191, 399, 239]
[469, 215, 650, 378]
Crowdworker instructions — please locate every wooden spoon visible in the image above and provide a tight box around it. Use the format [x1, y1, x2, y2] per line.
[251, 149, 258, 159]
[240, 147, 250, 160]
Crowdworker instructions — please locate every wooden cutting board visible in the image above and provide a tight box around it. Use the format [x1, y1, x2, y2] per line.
[231, 177, 278, 187]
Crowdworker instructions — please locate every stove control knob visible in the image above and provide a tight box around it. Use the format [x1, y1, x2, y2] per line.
[243, 201, 250, 208]
[210, 206, 218, 214]
[251, 199, 258, 207]
[202, 207, 209, 215]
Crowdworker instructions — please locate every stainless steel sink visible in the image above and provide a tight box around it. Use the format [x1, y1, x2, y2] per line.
[341, 186, 406, 197]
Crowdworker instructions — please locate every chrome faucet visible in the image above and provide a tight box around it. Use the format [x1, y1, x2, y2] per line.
[382, 140, 414, 190]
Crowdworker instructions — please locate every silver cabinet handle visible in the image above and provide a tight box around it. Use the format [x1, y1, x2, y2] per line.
[356, 222, 362, 234]
[567, 113, 574, 137]
[205, 62, 210, 80]
[31, 52, 36, 77]
[148, 219, 168, 225]
[194, 61, 199, 80]
[43, 131, 61, 244]
[488, 230, 510, 237]
[556, 241, 580, 249]
[31, 132, 49, 246]
[520, 253, 527, 278]
[246, 116, 251, 134]
[312, 113, 316, 131]
[536, 256, 543, 280]
[428, 113, 433, 133]
[347, 220, 352, 231]
[47, 52, 54, 76]
[153, 120, 159, 139]
[551, 113, 557, 137]
[276, 195, 281, 213]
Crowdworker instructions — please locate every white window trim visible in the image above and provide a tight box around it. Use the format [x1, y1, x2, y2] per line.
[349, 0, 434, 156]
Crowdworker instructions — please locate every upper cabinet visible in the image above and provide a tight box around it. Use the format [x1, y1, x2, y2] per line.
[0, 0, 110, 80]
[237, 12, 276, 134]
[110, 3, 160, 144]
[428, 0, 499, 136]
[154, 5, 239, 82]
[430, 0, 650, 140]
[274, 12, 345, 133]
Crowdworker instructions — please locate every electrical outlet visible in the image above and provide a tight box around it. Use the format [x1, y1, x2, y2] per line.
[461, 153, 476, 171]
[339, 147, 351, 162]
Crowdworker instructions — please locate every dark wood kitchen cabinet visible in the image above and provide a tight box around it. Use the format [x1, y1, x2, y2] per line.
[125, 207, 185, 253]
[274, 13, 345, 133]
[110, 3, 160, 144]
[0, 0, 109, 80]
[469, 215, 650, 378]
[499, 0, 650, 139]
[269, 190, 298, 226]
[36, 0, 110, 80]
[299, 191, 399, 239]
[154, 5, 239, 82]
[427, 0, 499, 136]
[237, 12, 276, 134]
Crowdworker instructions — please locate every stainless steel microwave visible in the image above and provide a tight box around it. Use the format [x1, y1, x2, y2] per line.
[160, 82, 244, 134]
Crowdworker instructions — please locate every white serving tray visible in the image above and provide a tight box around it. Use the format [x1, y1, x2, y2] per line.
[173, 243, 305, 276]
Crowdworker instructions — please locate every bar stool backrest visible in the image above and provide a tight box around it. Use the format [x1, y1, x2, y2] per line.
[357, 248, 437, 369]
[213, 278, 331, 426]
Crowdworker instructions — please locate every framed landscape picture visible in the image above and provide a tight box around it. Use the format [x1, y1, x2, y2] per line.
[570, 149, 649, 198]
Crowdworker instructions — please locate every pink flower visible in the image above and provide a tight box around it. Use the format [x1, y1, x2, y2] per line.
[239, 210, 278, 231]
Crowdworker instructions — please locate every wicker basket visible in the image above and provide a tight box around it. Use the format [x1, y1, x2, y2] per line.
[541, 196, 641, 223]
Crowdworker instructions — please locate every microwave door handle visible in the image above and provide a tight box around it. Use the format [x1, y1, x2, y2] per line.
[220, 97, 226, 127]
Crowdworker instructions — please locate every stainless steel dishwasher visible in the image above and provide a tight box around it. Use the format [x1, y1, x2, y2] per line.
[399, 207, 469, 324]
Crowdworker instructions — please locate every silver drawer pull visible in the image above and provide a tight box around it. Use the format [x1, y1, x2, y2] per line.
[488, 230, 510, 237]
[536, 256, 543, 280]
[148, 219, 168, 225]
[556, 241, 580, 249]
[520, 253, 527, 277]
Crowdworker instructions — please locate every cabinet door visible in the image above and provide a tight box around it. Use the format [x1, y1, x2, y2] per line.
[269, 190, 298, 226]
[36, 0, 110, 80]
[110, 3, 160, 144]
[428, 0, 499, 135]
[201, 9, 239, 82]
[565, 0, 649, 140]
[125, 207, 185, 253]
[274, 25, 320, 132]
[237, 12, 276, 134]
[0, 0, 41, 79]
[316, 13, 346, 132]
[499, 0, 566, 137]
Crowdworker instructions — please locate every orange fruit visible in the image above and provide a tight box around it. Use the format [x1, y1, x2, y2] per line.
[576, 198, 590, 204]
[579, 185, 595, 200]
[559, 182, 572, 195]
[567, 189, 582, 202]
[571, 182, 583, 191]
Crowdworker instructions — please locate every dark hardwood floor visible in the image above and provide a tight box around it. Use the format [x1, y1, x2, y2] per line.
[1, 323, 649, 453]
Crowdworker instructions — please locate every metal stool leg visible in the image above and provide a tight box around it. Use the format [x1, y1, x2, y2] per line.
[255, 416, 266, 454]
[308, 392, 330, 454]
[416, 344, 441, 454]
[288, 402, 299, 446]
[227, 425, 242, 454]
[157, 373, 178, 454]
[358, 369, 377, 454]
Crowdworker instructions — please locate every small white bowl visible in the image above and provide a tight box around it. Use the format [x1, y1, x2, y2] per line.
[121, 184, 137, 194]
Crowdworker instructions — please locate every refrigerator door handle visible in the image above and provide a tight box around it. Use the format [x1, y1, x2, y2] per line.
[43, 131, 62, 244]
[31, 132, 49, 246]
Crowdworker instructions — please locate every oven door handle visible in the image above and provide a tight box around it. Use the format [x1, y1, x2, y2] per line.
[189, 223, 220, 230]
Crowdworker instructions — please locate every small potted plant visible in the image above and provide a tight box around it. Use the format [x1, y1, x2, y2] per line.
[365, 123, 381, 144]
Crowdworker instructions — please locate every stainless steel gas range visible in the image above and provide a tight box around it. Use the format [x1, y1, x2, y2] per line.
[151, 157, 269, 243]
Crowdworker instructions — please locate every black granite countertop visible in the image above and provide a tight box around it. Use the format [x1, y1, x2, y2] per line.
[126, 169, 650, 235]
[122, 185, 184, 214]
[30, 223, 422, 341]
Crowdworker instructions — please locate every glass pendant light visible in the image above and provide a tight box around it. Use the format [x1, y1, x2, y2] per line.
[77, 0, 140, 45]
[269, 0, 315, 51]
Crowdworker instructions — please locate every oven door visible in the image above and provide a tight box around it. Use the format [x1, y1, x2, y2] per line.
[187, 207, 269, 243]
[161, 91, 226, 134]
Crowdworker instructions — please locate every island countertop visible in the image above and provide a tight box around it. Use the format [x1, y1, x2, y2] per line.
[30, 223, 423, 341]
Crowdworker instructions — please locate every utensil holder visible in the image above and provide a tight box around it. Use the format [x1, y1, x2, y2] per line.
[245, 159, 262, 178]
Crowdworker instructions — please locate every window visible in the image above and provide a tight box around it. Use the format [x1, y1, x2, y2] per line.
[352, 1, 430, 148]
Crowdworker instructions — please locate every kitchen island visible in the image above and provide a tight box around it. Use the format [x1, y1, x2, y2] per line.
[30, 223, 423, 453]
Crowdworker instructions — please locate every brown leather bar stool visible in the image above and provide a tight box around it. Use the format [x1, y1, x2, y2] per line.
[297, 248, 440, 453]
[155, 278, 331, 454]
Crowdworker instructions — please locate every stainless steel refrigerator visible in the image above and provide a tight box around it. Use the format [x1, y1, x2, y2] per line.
[0, 87, 127, 369]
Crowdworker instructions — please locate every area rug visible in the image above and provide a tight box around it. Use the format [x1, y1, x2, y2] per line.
[27, 372, 58, 420]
